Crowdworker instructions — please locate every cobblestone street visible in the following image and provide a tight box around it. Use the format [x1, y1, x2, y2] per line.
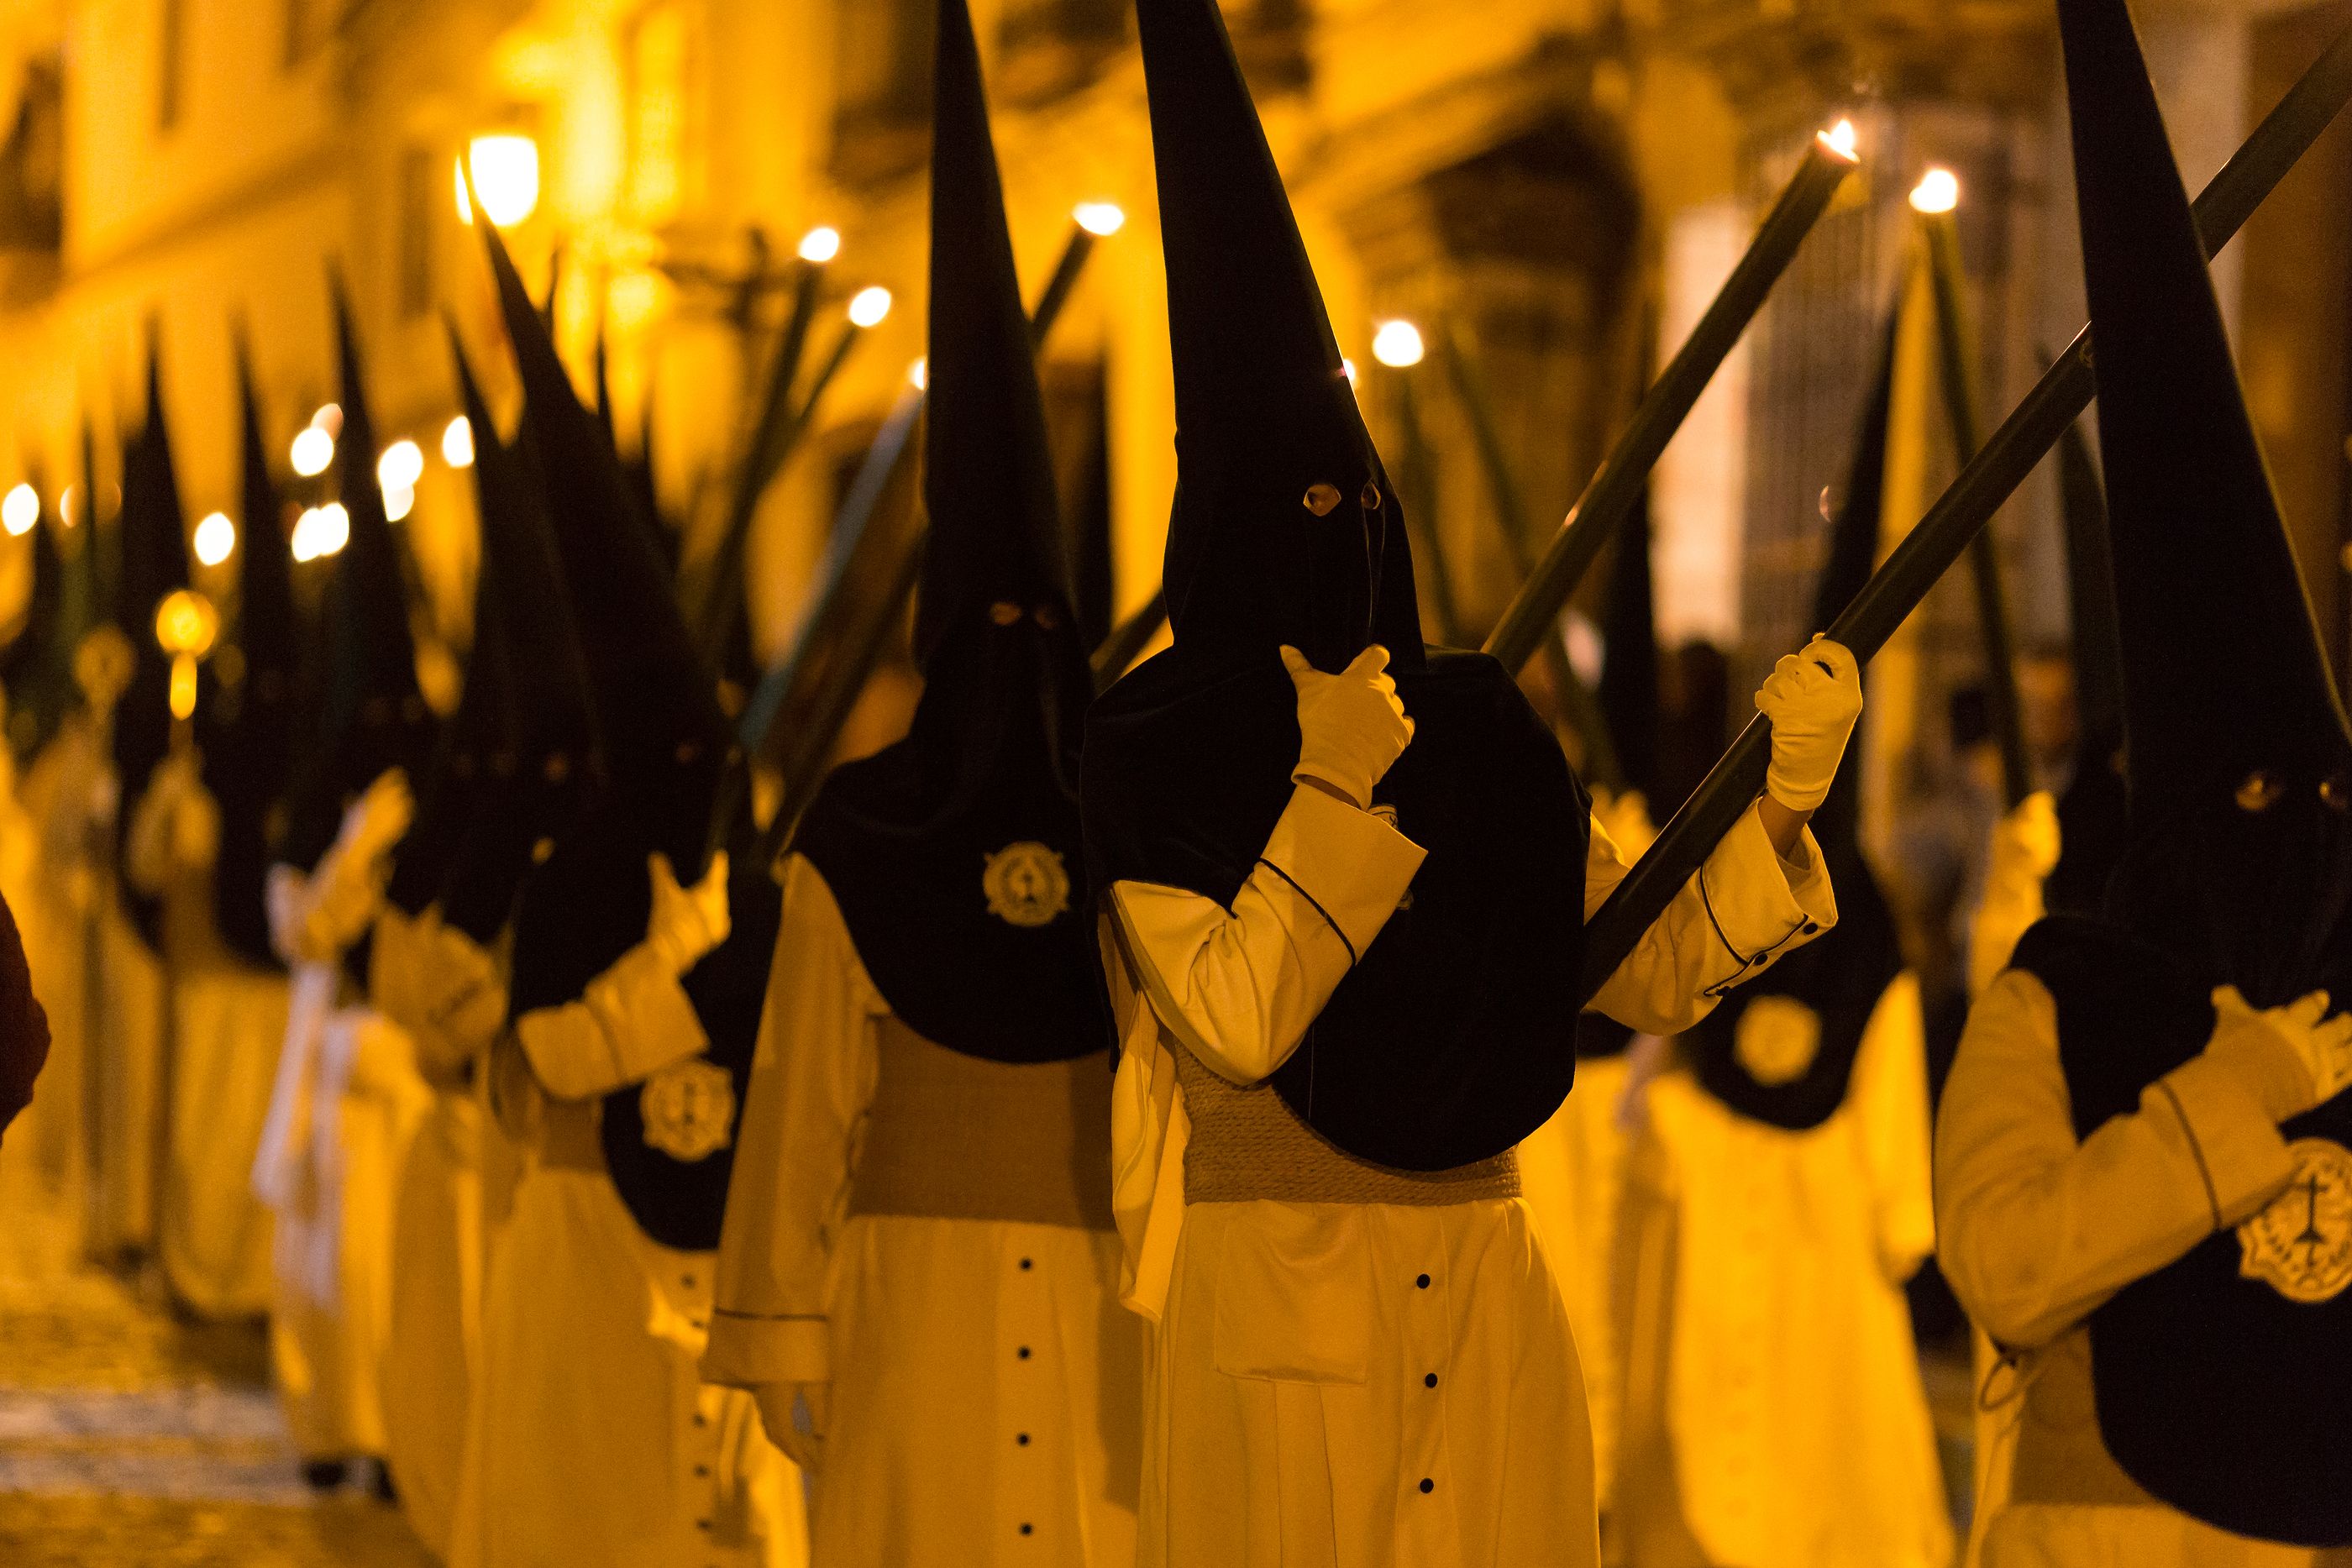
[0, 1141, 433, 1566]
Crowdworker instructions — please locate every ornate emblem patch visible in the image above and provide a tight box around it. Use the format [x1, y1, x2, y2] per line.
[2237, 1137, 2352, 1303]
[1733, 995, 1821, 1086]
[639, 1057, 736, 1163]
[982, 842, 1069, 928]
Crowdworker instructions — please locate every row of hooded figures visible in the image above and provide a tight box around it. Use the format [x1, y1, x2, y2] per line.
[0, 0, 2348, 1564]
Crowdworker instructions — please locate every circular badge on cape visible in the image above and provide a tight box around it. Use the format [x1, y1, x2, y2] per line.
[638, 1057, 737, 1164]
[1733, 994, 1823, 1086]
[2236, 1137, 2352, 1303]
[982, 842, 1070, 929]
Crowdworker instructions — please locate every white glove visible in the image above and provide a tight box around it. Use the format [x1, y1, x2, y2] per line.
[1756, 635, 1864, 813]
[338, 768, 415, 868]
[1281, 644, 1415, 810]
[2206, 987, 2352, 1125]
[1988, 791, 2061, 891]
[753, 1381, 828, 1474]
[648, 851, 732, 978]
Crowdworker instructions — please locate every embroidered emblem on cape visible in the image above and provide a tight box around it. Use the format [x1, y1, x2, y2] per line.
[982, 842, 1070, 928]
[2237, 1137, 2352, 1303]
[639, 1058, 736, 1163]
[1733, 995, 1821, 1086]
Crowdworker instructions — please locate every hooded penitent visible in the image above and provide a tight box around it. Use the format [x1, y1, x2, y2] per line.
[473, 193, 758, 1251]
[113, 340, 192, 948]
[278, 281, 436, 875]
[1081, 0, 1588, 1172]
[1679, 313, 1903, 1131]
[207, 345, 303, 970]
[428, 328, 601, 947]
[792, 0, 1100, 1063]
[2044, 417, 2129, 916]
[2002, 0, 2352, 1544]
[2, 474, 66, 763]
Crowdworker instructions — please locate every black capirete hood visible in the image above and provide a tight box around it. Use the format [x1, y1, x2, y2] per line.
[113, 339, 192, 949]
[432, 327, 603, 945]
[2045, 417, 2129, 916]
[1681, 309, 1904, 1130]
[208, 343, 302, 970]
[280, 279, 436, 873]
[792, 0, 1102, 1063]
[2, 475, 66, 763]
[2061, 0, 2352, 1009]
[1081, 0, 1588, 1172]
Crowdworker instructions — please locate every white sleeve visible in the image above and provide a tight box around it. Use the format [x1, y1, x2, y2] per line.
[1105, 784, 1425, 1086]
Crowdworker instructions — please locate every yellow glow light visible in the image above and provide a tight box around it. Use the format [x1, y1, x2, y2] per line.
[291, 503, 350, 563]
[848, 286, 894, 328]
[1910, 167, 1961, 215]
[378, 438, 425, 491]
[384, 483, 415, 523]
[311, 403, 342, 438]
[1819, 118, 1861, 163]
[457, 134, 541, 228]
[193, 511, 236, 567]
[291, 426, 334, 478]
[909, 358, 928, 391]
[58, 484, 76, 528]
[2, 484, 37, 537]
[155, 589, 219, 658]
[1074, 202, 1126, 238]
[1372, 320, 1425, 369]
[798, 226, 843, 265]
[442, 415, 475, 469]
[1341, 359, 1360, 388]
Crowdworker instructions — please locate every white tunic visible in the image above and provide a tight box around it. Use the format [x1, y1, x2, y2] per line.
[1613, 973, 1951, 1568]
[449, 941, 805, 1568]
[704, 857, 1142, 1568]
[1938, 968, 2330, 1568]
[1101, 784, 1835, 1568]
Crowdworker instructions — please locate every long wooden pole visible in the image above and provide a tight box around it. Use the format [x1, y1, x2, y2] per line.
[1922, 209, 2034, 808]
[1573, 24, 2352, 1005]
[1483, 131, 1859, 673]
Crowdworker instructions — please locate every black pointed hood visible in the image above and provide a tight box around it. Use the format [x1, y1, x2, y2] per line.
[2, 475, 65, 762]
[2061, 0, 2352, 1006]
[432, 327, 603, 944]
[2045, 417, 2129, 915]
[208, 343, 303, 968]
[1138, 0, 1419, 673]
[280, 279, 437, 873]
[790, 0, 1100, 1064]
[1683, 308, 1904, 1130]
[1082, 0, 1589, 1172]
[112, 338, 191, 812]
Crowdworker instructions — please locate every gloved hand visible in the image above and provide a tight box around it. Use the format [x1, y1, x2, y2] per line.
[2205, 986, 2352, 1124]
[338, 768, 415, 870]
[1987, 790, 2061, 894]
[1282, 644, 1415, 810]
[752, 1380, 828, 1473]
[648, 851, 732, 978]
[1756, 635, 1864, 813]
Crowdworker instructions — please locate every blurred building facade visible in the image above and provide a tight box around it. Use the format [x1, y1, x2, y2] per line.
[0, 0, 2345, 938]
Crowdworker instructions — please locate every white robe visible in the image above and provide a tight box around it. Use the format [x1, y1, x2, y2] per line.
[1938, 968, 2336, 1568]
[449, 940, 804, 1568]
[1613, 974, 1951, 1568]
[1100, 784, 1835, 1568]
[704, 856, 1142, 1568]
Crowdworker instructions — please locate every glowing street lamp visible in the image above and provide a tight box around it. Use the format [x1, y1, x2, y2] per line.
[455, 134, 541, 228]
[797, 226, 843, 265]
[291, 425, 334, 478]
[442, 415, 475, 469]
[1373, 320, 1426, 370]
[2, 484, 37, 537]
[378, 438, 425, 492]
[193, 511, 236, 567]
[848, 286, 894, 329]
[291, 503, 350, 563]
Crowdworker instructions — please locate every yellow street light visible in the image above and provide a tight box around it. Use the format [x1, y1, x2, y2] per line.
[2, 484, 37, 536]
[456, 134, 541, 228]
[442, 415, 475, 469]
[1910, 166, 1961, 214]
[848, 286, 894, 329]
[193, 511, 236, 567]
[1074, 202, 1126, 238]
[378, 438, 425, 492]
[798, 226, 843, 265]
[1372, 320, 1425, 369]
[291, 503, 350, 563]
[291, 425, 334, 478]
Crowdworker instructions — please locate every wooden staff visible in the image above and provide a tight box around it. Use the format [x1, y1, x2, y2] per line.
[1483, 125, 1860, 674]
[1919, 191, 2034, 807]
[1574, 24, 2352, 1005]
